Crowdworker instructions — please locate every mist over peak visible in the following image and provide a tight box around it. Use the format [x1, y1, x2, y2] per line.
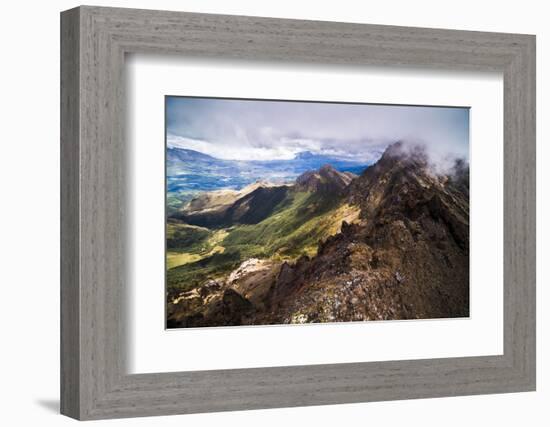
[379, 140, 469, 177]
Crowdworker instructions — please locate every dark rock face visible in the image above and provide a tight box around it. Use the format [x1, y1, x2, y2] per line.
[167, 142, 470, 327]
[260, 142, 470, 323]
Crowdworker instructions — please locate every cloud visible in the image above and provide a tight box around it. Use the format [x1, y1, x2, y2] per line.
[168, 135, 301, 161]
[166, 97, 469, 162]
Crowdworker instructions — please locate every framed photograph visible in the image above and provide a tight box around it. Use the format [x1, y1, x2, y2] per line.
[164, 97, 471, 329]
[61, 6, 536, 420]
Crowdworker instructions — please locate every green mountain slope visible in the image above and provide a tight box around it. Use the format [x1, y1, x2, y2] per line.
[222, 191, 358, 259]
[167, 189, 360, 292]
[167, 166, 361, 294]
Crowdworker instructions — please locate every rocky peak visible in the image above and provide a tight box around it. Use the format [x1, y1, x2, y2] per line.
[347, 142, 469, 247]
[261, 143, 470, 324]
[349, 143, 437, 215]
[319, 163, 338, 175]
[375, 141, 429, 170]
[295, 164, 356, 194]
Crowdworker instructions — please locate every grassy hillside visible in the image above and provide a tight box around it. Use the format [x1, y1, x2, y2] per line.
[166, 190, 360, 292]
[222, 191, 359, 259]
[166, 221, 210, 251]
[167, 249, 243, 292]
[166, 222, 228, 269]
[167, 190, 200, 215]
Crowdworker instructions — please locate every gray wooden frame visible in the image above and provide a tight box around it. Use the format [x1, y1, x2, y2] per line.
[60, 5, 536, 420]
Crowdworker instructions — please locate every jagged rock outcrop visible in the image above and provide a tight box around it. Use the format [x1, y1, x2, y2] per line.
[167, 283, 255, 328]
[259, 142, 470, 323]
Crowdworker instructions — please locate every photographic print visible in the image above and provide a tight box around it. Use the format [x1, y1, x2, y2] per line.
[165, 97, 470, 329]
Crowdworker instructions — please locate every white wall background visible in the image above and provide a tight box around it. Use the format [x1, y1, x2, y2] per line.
[0, 0, 546, 425]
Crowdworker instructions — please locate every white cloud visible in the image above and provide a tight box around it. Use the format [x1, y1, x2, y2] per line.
[166, 97, 469, 162]
[167, 135, 300, 161]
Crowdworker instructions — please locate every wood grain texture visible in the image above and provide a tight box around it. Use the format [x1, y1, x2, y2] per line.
[60, 7, 80, 419]
[60, 5, 536, 420]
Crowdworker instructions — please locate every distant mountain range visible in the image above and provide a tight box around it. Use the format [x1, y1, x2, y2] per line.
[171, 165, 353, 228]
[167, 147, 373, 194]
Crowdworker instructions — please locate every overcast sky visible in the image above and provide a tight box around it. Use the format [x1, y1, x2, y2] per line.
[166, 96, 469, 163]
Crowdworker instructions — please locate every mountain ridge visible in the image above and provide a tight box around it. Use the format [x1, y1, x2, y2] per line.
[167, 142, 470, 327]
[257, 142, 470, 323]
[173, 164, 358, 228]
[295, 164, 356, 193]
[166, 146, 372, 209]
